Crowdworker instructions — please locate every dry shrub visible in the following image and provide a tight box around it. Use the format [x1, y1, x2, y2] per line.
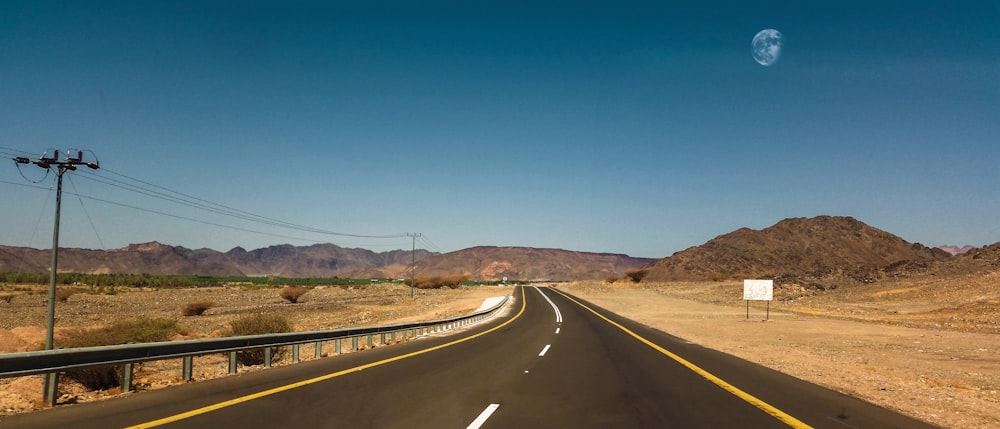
[229, 313, 292, 366]
[279, 286, 309, 303]
[405, 275, 470, 289]
[182, 300, 214, 316]
[56, 318, 183, 390]
[55, 287, 75, 302]
[0, 294, 14, 303]
[707, 272, 729, 282]
[624, 269, 649, 283]
[604, 277, 619, 284]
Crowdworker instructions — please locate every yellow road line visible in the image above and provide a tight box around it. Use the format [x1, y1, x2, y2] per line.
[128, 288, 527, 429]
[551, 288, 813, 429]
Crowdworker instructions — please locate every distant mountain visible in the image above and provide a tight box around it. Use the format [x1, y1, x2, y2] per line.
[0, 242, 651, 281]
[0, 242, 436, 278]
[937, 245, 977, 256]
[935, 241, 1000, 274]
[642, 216, 951, 284]
[411, 246, 655, 281]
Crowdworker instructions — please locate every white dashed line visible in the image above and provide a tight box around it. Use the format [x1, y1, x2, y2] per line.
[555, 328, 560, 334]
[539, 344, 551, 356]
[467, 403, 501, 429]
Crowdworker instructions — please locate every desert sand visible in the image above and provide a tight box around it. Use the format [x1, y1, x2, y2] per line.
[1, 277, 997, 428]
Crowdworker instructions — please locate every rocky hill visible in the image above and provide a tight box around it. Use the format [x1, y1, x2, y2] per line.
[411, 246, 655, 281]
[0, 242, 651, 281]
[642, 216, 952, 284]
[0, 242, 436, 278]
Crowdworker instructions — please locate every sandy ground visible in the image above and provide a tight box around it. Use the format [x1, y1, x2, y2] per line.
[560, 279, 999, 429]
[2, 277, 998, 428]
[0, 283, 513, 415]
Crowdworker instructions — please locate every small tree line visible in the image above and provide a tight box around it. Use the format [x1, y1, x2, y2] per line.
[0, 272, 393, 289]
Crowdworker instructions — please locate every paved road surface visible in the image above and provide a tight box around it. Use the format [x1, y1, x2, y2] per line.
[0, 286, 938, 428]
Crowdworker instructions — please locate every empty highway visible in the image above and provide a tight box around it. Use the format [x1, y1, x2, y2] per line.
[0, 286, 938, 428]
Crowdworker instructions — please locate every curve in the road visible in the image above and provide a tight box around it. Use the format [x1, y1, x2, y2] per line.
[125, 287, 526, 429]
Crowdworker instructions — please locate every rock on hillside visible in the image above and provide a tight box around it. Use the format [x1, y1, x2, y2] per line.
[642, 216, 951, 283]
[412, 246, 655, 281]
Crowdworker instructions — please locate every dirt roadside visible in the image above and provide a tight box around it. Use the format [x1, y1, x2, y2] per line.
[1, 279, 997, 428]
[560, 279, 999, 429]
[0, 284, 514, 415]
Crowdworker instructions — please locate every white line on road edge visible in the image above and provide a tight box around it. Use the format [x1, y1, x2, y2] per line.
[467, 403, 501, 429]
[532, 286, 563, 323]
[539, 344, 551, 356]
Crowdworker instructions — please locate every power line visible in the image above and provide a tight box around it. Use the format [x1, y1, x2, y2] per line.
[64, 189, 329, 244]
[8, 148, 415, 247]
[81, 167, 408, 239]
[66, 175, 106, 249]
[418, 234, 446, 254]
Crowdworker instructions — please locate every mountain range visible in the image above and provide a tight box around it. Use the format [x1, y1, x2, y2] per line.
[0, 242, 650, 281]
[2, 215, 996, 284]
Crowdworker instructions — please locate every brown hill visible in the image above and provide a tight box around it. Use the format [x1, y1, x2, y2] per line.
[0, 242, 435, 278]
[411, 246, 655, 281]
[642, 216, 951, 284]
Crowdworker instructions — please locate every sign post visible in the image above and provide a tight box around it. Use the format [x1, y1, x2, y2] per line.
[742, 279, 773, 320]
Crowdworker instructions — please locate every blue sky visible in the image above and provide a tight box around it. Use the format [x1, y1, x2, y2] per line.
[1, 1, 997, 258]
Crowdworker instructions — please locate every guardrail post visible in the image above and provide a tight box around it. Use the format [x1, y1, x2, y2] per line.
[264, 348, 273, 367]
[229, 352, 238, 374]
[367, 334, 373, 348]
[315, 341, 323, 358]
[352, 336, 358, 352]
[122, 363, 133, 393]
[391, 331, 396, 343]
[380, 332, 386, 345]
[43, 373, 58, 406]
[182, 356, 193, 381]
[336, 338, 342, 354]
[292, 344, 300, 363]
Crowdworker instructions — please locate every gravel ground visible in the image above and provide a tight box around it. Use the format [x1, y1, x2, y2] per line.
[0, 283, 514, 414]
[560, 276, 999, 429]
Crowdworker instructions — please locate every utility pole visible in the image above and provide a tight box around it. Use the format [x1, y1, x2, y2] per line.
[14, 149, 99, 405]
[407, 233, 421, 298]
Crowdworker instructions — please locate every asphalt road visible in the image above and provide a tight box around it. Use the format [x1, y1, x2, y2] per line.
[0, 286, 939, 429]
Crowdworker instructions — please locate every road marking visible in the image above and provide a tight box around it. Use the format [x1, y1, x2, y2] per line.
[127, 288, 527, 429]
[532, 286, 562, 323]
[555, 327, 560, 334]
[550, 289, 813, 429]
[466, 403, 500, 429]
[539, 344, 551, 356]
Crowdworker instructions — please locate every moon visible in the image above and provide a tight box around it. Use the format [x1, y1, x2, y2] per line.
[752, 29, 783, 66]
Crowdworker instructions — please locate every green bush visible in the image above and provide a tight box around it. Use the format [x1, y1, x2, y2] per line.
[56, 318, 183, 390]
[229, 313, 292, 366]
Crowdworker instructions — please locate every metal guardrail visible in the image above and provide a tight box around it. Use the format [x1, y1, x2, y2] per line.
[0, 295, 511, 403]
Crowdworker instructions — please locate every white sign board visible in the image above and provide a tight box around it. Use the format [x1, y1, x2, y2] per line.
[743, 279, 773, 301]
